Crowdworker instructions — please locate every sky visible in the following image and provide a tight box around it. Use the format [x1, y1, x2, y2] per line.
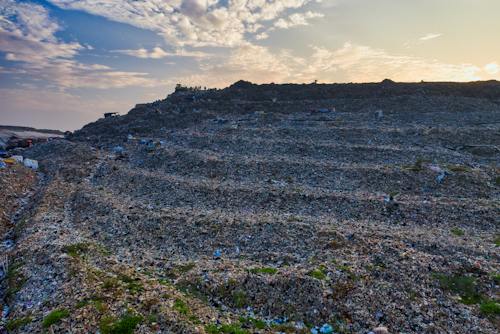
[0, 0, 499, 130]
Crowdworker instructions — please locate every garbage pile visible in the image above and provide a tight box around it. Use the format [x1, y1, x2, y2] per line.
[1, 81, 499, 333]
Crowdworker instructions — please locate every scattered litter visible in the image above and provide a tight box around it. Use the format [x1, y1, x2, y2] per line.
[0, 149, 8, 158]
[11, 155, 23, 163]
[127, 134, 135, 141]
[428, 165, 443, 173]
[112, 146, 125, 154]
[319, 323, 334, 334]
[0, 160, 6, 169]
[3, 158, 16, 165]
[23, 158, 39, 170]
[1, 239, 14, 249]
[436, 171, 447, 184]
[373, 326, 389, 334]
[213, 249, 222, 259]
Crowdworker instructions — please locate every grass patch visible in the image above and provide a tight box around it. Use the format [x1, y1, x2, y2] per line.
[404, 158, 430, 172]
[446, 164, 471, 173]
[173, 298, 189, 315]
[480, 301, 500, 316]
[206, 323, 249, 334]
[165, 262, 196, 279]
[4, 261, 28, 299]
[42, 309, 70, 328]
[232, 290, 247, 308]
[451, 228, 465, 237]
[63, 242, 89, 257]
[435, 273, 482, 304]
[239, 316, 267, 329]
[118, 274, 143, 294]
[5, 317, 32, 331]
[250, 267, 278, 275]
[494, 235, 500, 247]
[308, 265, 328, 280]
[100, 314, 143, 334]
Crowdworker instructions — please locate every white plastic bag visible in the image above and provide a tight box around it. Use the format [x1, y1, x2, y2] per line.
[23, 158, 39, 170]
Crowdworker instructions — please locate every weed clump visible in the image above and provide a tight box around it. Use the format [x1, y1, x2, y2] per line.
[435, 274, 482, 304]
[480, 301, 500, 316]
[206, 323, 249, 334]
[451, 228, 465, 236]
[5, 317, 32, 331]
[250, 267, 278, 275]
[99, 314, 142, 334]
[42, 309, 70, 328]
[173, 298, 189, 315]
[308, 265, 328, 280]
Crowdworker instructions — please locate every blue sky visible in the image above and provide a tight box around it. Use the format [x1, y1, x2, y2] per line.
[1, 0, 499, 130]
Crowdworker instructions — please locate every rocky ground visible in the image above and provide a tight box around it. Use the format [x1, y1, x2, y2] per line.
[0, 81, 499, 333]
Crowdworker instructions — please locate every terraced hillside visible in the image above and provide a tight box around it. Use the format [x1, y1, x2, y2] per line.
[2, 81, 499, 333]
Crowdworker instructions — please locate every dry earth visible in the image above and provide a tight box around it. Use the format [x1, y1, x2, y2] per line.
[0, 81, 499, 334]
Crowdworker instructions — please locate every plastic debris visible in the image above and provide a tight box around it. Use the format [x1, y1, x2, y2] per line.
[428, 165, 443, 173]
[112, 146, 125, 154]
[373, 326, 389, 334]
[23, 158, 39, 170]
[11, 155, 24, 163]
[3, 158, 16, 165]
[319, 323, 334, 334]
[436, 171, 447, 184]
[213, 249, 222, 259]
[0, 149, 8, 158]
[127, 134, 135, 141]
[0, 160, 6, 169]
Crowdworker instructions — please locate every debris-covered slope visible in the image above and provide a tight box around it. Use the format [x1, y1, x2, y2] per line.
[1, 81, 499, 333]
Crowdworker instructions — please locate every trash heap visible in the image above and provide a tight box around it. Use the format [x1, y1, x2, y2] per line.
[1, 81, 500, 334]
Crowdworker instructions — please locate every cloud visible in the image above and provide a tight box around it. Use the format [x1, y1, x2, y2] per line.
[47, 0, 321, 47]
[419, 33, 442, 41]
[0, 0, 159, 89]
[274, 11, 324, 29]
[484, 62, 499, 75]
[114, 46, 210, 59]
[175, 42, 496, 88]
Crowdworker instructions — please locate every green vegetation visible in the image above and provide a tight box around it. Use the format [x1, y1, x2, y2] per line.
[239, 316, 267, 329]
[405, 158, 429, 172]
[435, 274, 482, 305]
[205, 323, 249, 334]
[100, 314, 143, 334]
[250, 267, 278, 275]
[494, 235, 500, 247]
[63, 242, 89, 257]
[5, 317, 32, 331]
[479, 301, 500, 316]
[446, 164, 471, 173]
[232, 290, 247, 308]
[451, 228, 465, 236]
[4, 261, 27, 299]
[118, 274, 144, 293]
[308, 265, 328, 280]
[42, 309, 70, 328]
[166, 262, 196, 279]
[173, 298, 189, 315]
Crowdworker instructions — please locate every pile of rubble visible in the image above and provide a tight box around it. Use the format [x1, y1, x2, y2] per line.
[1, 81, 499, 333]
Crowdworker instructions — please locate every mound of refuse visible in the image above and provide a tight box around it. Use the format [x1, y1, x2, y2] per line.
[1, 81, 499, 333]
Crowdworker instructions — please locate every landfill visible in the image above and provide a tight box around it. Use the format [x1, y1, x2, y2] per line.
[0, 81, 499, 333]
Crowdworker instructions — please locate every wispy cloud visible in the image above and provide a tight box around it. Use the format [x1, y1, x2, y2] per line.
[47, 0, 322, 47]
[114, 47, 211, 59]
[274, 11, 324, 29]
[419, 33, 442, 41]
[177, 42, 493, 87]
[484, 62, 499, 75]
[0, 0, 159, 89]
